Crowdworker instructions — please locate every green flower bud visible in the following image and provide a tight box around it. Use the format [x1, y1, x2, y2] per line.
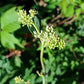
[18, 9, 33, 27]
[29, 9, 38, 17]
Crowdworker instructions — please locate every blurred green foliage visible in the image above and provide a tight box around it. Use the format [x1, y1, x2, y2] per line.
[0, 0, 84, 84]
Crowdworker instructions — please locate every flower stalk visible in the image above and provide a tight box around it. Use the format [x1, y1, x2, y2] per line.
[40, 41, 46, 84]
[32, 22, 40, 34]
[17, 9, 65, 84]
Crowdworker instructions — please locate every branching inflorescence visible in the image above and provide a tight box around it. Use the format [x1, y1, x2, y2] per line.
[16, 9, 65, 84]
[18, 9, 38, 27]
[33, 26, 65, 50]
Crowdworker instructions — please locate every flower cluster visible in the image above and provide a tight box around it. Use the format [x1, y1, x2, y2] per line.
[18, 9, 37, 27]
[34, 26, 65, 49]
[29, 9, 38, 17]
[15, 76, 29, 84]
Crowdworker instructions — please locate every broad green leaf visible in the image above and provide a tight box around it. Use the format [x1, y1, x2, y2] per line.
[1, 7, 21, 32]
[3, 21, 21, 32]
[1, 31, 23, 49]
[65, 5, 74, 17]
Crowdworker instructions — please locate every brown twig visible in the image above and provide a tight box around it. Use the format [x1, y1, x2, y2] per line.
[65, 16, 75, 25]
[71, 46, 79, 62]
[71, 46, 83, 64]
[51, 13, 62, 22]
[58, 15, 76, 25]
[50, 13, 76, 27]
[6, 37, 37, 58]
[6, 43, 29, 58]
[6, 50, 22, 58]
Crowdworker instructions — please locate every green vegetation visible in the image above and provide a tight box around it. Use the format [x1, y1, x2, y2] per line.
[0, 0, 84, 84]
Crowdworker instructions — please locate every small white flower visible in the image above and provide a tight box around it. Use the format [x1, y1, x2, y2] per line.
[33, 25, 65, 49]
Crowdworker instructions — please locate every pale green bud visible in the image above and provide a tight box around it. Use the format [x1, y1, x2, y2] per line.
[15, 76, 24, 83]
[18, 9, 33, 27]
[29, 9, 38, 17]
[15, 76, 30, 84]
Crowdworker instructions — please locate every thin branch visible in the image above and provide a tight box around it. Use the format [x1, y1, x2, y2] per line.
[58, 15, 76, 25]
[6, 50, 22, 58]
[51, 14, 76, 26]
[71, 46, 79, 62]
[51, 13, 62, 22]
[6, 38, 37, 58]
[65, 17, 75, 25]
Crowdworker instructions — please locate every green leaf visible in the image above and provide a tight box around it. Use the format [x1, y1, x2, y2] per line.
[69, 0, 76, 5]
[65, 5, 74, 17]
[3, 21, 21, 32]
[69, 0, 74, 3]
[34, 16, 41, 31]
[9, 79, 15, 84]
[15, 56, 22, 67]
[1, 7, 21, 32]
[60, 0, 67, 15]
[56, 65, 65, 76]
[75, 8, 81, 19]
[18, 83, 25, 84]
[80, 46, 84, 53]
[1, 31, 23, 49]
[80, 3, 84, 11]
[78, 24, 84, 36]
[28, 16, 41, 34]
[47, 4, 56, 9]
[0, 4, 15, 15]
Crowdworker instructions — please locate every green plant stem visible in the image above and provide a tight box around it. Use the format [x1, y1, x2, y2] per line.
[32, 22, 40, 34]
[32, 22, 46, 84]
[40, 41, 46, 84]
